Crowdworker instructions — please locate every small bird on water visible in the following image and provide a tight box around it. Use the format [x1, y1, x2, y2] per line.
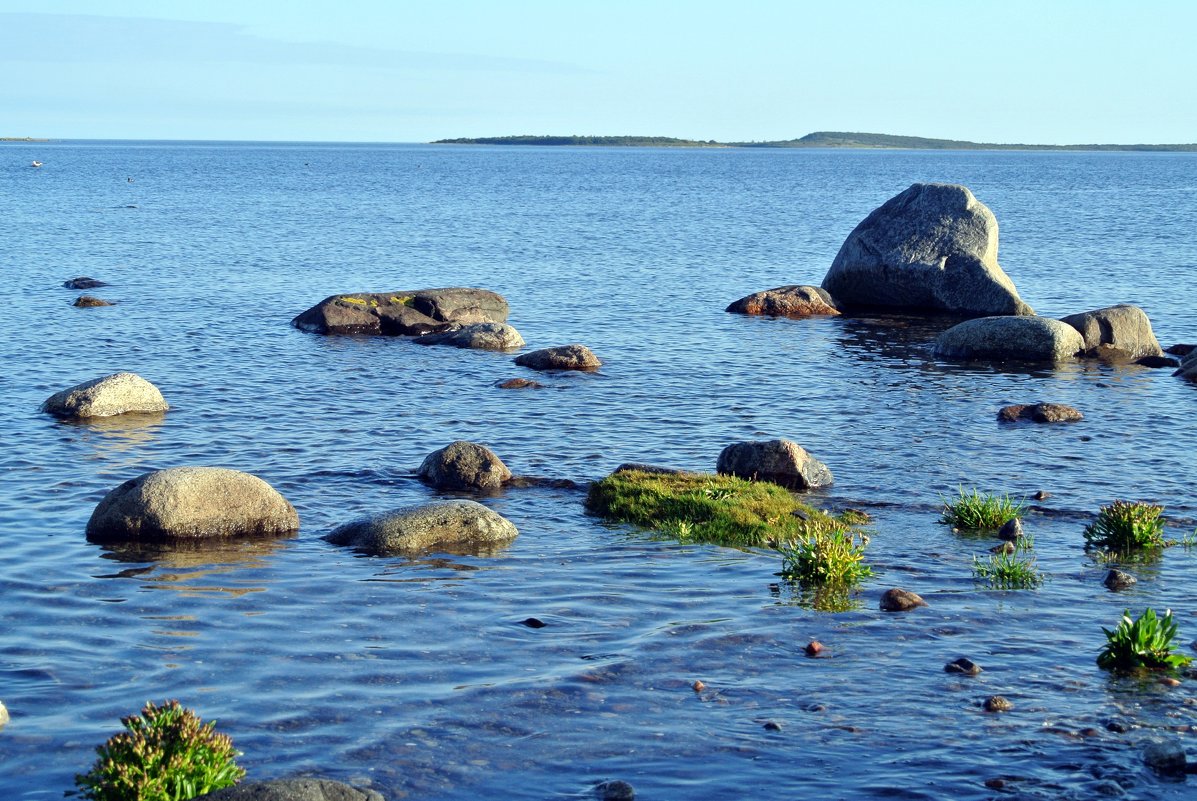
[31, 160, 43, 167]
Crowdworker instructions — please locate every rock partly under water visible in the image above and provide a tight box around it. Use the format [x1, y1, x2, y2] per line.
[998, 403, 1084, 423]
[323, 500, 518, 556]
[414, 322, 526, 350]
[515, 344, 602, 371]
[72, 295, 112, 307]
[821, 183, 1034, 317]
[292, 288, 509, 335]
[934, 316, 1084, 362]
[86, 467, 299, 544]
[63, 276, 107, 289]
[716, 438, 833, 490]
[879, 588, 927, 612]
[726, 285, 840, 318]
[195, 778, 385, 801]
[42, 372, 169, 419]
[417, 440, 513, 492]
[1059, 304, 1164, 360]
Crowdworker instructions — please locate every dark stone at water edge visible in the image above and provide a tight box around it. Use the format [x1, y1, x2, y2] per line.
[63, 276, 107, 289]
[879, 588, 927, 612]
[1137, 355, 1180, 368]
[726, 285, 840, 318]
[997, 403, 1083, 423]
[520, 617, 547, 628]
[417, 440, 513, 492]
[73, 295, 113, 307]
[820, 183, 1034, 317]
[594, 780, 635, 801]
[515, 344, 602, 371]
[292, 288, 509, 335]
[496, 377, 544, 389]
[997, 518, 1024, 541]
[716, 438, 833, 490]
[945, 657, 982, 676]
[1143, 739, 1188, 775]
[1104, 569, 1137, 591]
[195, 778, 384, 801]
[1166, 343, 1196, 356]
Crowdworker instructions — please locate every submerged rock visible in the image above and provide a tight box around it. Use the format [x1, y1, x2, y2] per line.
[323, 500, 518, 555]
[998, 403, 1083, 423]
[86, 467, 299, 544]
[292, 288, 508, 335]
[945, 658, 983, 676]
[821, 183, 1034, 317]
[1143, 739, 1187, 775]
[1059, 304, 1164, 360]
[42, 372, 168, 419]
[997, 518, 1024, 541]
[1174, 349, 1197, 382]
[1137, 355, 1180, 368]
[196, 778, 384, 801]
[496, 377, 544, 389]
[515, 344, 601, 371]
[414, 322, 525, 350]
[417, 440, 513, 492]
[934, 316, 1083, 362]
[716, 439, 833, 490]
[63, 276, 107, 289]
[72, 295, 112, 307]
[726, 285, 840, 318]
[1104, 569, 1137, 591]
[983, 695, 1014, 713]
[594, 780, 636, 801]
[879, 588, 927, 612]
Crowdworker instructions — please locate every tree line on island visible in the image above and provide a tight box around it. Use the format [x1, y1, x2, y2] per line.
[432, 131, 1197, 152]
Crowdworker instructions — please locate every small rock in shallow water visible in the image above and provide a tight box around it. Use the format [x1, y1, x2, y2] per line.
[983, 695, 1013, 712]
[520, 617, 546, 629]
[1160, 677, 1182, 688]
[1033, 490, 1051, 500]
[63, 276, 107, 289]
[1106, 720, 1132, 733]
[195, 778, 384, 801]
[1166, 343, 1196, 356]
[496, 378, 544, 389]
[1143, 739, 1187, 775]
[762, 720, 783, 732]
[73, 295, 112, 307]
[990, 541, 1015, 555]
[879, 588, 927, 612]
[594, 780, 635, 801]
[805, 641, 824, 657]
[691, 680, 705, 693]
[1103, 569, 1137, 591]
[997, 518, 1024, 541]
[945, 658, 982, 676]
[997, 403, 1083, 423]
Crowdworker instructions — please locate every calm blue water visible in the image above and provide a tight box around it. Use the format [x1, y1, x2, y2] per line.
[2, 141, 1197, 799]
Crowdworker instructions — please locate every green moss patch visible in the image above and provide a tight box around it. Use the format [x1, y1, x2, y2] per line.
[585, 469, 847, 548]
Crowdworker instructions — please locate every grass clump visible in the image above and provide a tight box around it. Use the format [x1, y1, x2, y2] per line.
[586, 468, 850, 548]
[1084, 500, 1166, 551]
[939, 486, 1027, 530]
[1097, 608, 1193, 672]
[76, 700, 244, 801]
[778, 528, 872, 585]
[972, 537, 1044, 588]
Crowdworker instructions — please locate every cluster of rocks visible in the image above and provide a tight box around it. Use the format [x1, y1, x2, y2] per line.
[290, 287, 602, 374]
[727, 182, 1184, 371]
[64, 276, 114, 308]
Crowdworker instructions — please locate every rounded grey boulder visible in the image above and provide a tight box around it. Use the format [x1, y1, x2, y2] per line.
[86, 467, 299, 544]
[1059, 304, 1164, 360]
[726, 285, 840, 317]
[934, 317, 1083, 362]
[515, 344, 601, 371]
[822, 183, 1034, 317]
[414, 322, 525, 350]
[195, 778, 384, 801]
[42, 372, 168, 419]
[417, 440, 513, 491]
[323, 500, 518, 555]
[716, 439, 833, 490]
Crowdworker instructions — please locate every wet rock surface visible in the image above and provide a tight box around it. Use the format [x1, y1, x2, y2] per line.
[72, 295, 112, 307]
[323, 500, 518, 556]
[726, 285, 840, 317]
[1104, 569, 1137, 591]
[983, 695, 1014, 713]
[935, 317, 1083, 362]
[414, 322, 525, 350]
[998, 403, 1083, 423]
[879, 588, 927, 612]
[716, 438, 833, 490]
[1059, 304, 1164, 360]
[496, 377, 544, 389]
[514, 344, 601, 371]
[417, 440, 513, 492]
[292, 288, 508, 335]
[945, 658, 983, 676]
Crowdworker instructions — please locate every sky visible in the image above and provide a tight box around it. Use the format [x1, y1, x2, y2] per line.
[1, 0, 1194, 144]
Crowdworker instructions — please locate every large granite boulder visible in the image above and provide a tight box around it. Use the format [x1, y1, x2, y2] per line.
[418, 441, 513, 491]
[292, 288, 508, 335]
[934, 317, 1083, 362]
[726, 285, 840, 318]
[1059, 304, 1164, 360]
[515, 344, 601, 371]
[323, 500, 518, 555]
[821, 183, 1034, 317]
[42, 372, 168, 419]
[196, 778, 384, 801]
[86, 467, 299, 544]
[716, 439, 833, 490]
[413, 322, 525, 350]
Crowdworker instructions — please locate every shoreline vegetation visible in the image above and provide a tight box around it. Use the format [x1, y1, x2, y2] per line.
[432, 131, 1197, 152]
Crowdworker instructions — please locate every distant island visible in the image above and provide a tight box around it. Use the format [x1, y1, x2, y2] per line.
[1, 137, 49, 142]
[434, 131, 1197, 152]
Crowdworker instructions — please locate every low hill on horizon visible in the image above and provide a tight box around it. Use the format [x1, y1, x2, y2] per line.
[434, 131, 1197, 152]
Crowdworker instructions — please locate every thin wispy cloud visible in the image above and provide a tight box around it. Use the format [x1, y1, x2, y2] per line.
[0, 12, 589, 74]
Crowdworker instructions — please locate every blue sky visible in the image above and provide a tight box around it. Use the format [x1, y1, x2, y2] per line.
[2, 0, 1194, 143]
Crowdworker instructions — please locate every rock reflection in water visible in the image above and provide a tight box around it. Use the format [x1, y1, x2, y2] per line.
[92, 538, 290, 597]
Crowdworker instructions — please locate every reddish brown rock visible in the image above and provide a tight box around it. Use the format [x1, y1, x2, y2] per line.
[726, 285, 840, 318]
[879, 588, 927, 612]
[73, 295, 113, 307]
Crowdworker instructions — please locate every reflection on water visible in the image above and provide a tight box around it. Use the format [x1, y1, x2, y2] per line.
[92, 538, 290, 597]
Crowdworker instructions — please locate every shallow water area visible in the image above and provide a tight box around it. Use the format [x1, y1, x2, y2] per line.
[2, 141, 1197, 798]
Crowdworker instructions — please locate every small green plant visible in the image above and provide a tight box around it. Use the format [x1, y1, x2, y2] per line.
[1098, 608, 1193, 672]
[1084, 500, 1166, 551]
[76, 700, 245, 801]
[940, 487, 1027, 530]
[777, 527, 872, 585]
[972, 537, 1044, 588]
